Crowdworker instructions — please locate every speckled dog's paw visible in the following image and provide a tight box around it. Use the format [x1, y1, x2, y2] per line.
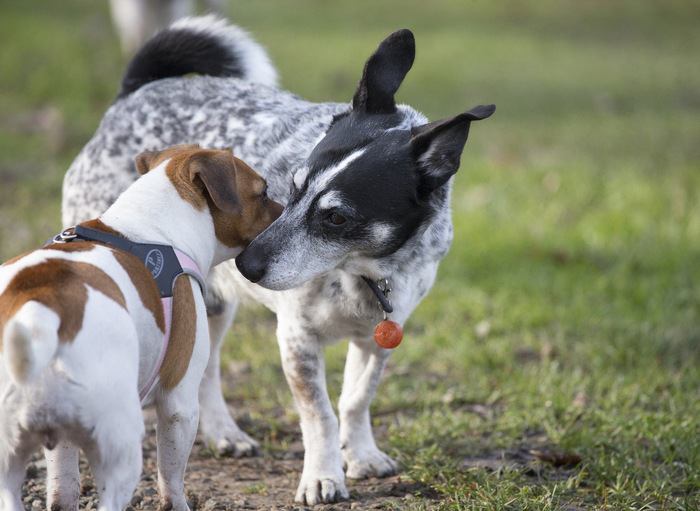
[159, 494, 191, 511]
[199, 414, 259, 457]
[344, 446, 398, 479]
[211, 427, 259, 458]
[294, 471, 349, 506]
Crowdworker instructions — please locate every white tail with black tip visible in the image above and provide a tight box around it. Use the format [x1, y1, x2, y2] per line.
[119, 14, 278, 98]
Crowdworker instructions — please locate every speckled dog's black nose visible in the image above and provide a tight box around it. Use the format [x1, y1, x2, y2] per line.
[236, 248, 267, 283]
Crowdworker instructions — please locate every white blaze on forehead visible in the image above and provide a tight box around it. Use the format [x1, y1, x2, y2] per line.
[288, 148, 365, 216]
[318, 191, 343, 210]
[311, 148, 366, 192]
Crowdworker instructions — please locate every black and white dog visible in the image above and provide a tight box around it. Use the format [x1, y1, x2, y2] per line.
[62, 15, 494, 505]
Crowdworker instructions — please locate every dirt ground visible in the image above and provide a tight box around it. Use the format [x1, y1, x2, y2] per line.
[20, 407, 440, 510]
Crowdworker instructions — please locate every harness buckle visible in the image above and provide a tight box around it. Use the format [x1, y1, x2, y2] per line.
[53, 227, 77, 243]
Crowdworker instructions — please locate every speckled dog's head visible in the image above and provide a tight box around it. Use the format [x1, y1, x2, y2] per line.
[236, 30, 494, 290]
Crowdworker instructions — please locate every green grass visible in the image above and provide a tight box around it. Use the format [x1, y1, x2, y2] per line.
[1, 0, 699, 509]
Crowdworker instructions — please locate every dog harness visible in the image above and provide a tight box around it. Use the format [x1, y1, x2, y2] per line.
[50, 225, 207, 402]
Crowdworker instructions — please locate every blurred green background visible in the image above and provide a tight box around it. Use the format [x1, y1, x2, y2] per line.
[1, 1, 699, 508]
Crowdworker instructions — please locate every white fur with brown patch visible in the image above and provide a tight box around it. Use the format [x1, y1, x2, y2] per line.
[0, 148, 276, 511]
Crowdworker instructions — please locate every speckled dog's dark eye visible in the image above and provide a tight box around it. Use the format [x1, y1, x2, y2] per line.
[328, 212, 346, 225]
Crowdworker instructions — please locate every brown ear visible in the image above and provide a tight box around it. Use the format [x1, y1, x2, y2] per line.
[135, 144, 201, 175]
[188, 152, 240, 214]
[134, 150, 161, 175]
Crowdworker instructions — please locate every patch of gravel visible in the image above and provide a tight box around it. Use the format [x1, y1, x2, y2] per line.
[21, 408, 439, 510]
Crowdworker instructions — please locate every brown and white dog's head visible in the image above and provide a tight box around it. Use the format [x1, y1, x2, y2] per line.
[135, 144, 283, 262]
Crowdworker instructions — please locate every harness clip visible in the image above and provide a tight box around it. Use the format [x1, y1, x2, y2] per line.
[53, 227, 78, 243]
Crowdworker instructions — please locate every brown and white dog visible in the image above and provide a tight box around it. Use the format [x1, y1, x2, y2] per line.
[0, 145, 281, 511]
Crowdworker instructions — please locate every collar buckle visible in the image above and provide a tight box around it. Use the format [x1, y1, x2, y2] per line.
[377, 278, 391, 320]
[362, 276, 394, 317]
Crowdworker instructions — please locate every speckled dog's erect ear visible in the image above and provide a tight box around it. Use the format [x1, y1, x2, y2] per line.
[352, 29, 415, 115]
[411, 104, 496, 199]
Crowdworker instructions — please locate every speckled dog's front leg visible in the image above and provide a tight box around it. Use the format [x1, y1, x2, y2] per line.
[277, 316, 349, 506]
[339, 338, 397, 479]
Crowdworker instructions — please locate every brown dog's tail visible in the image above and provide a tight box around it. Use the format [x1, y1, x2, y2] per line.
[3, 302, 59, 385]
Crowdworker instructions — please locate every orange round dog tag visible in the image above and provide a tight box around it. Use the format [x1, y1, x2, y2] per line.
[374, 320, 403, 349]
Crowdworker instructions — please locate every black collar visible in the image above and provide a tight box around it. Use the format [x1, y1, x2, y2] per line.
[362, 276, 393, 314]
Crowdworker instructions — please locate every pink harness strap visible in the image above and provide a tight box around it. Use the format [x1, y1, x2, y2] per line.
[138, 249, 206, 402]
